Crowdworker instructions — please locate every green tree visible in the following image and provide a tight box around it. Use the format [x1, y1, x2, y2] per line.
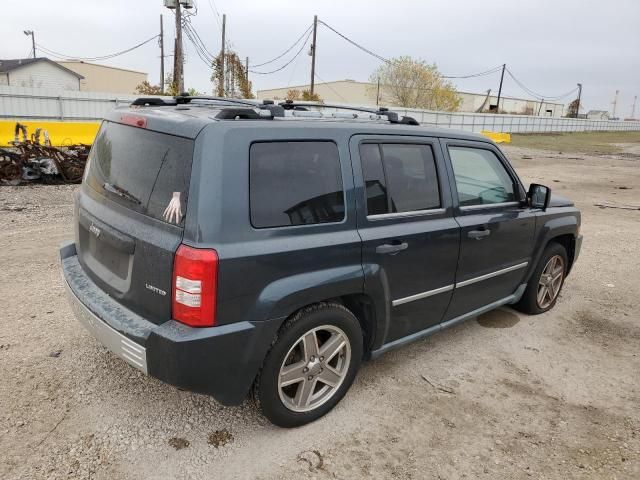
[370, 56, 461, 111]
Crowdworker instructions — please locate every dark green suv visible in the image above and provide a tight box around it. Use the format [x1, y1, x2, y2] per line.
[60, 97, 582, 427]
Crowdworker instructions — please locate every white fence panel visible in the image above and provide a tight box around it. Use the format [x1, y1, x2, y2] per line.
[1, 86, 639, 132]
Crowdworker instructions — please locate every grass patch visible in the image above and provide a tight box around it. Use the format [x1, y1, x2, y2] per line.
[510, 131, 640, 155]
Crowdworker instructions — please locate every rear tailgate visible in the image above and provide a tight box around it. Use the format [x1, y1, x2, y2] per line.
[76, 120, 195, 325]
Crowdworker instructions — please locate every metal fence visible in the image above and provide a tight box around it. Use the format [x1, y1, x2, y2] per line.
[1, 85, 639, 133]
[0, 86, 142, 121]
[316, 105, 640, 133]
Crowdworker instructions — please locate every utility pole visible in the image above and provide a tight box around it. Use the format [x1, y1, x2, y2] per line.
[218, 14, 226, 97]
[173, 1, 184, 94]
[310, 15, 318, 96]
[495, 63, 505, 114]
[612, 90, 619, 118]
[376, 77, 380, 106]
[245, 56, 249, 77]
[160, 15, 165, 94]
[537, 98, 545, 116]
[631, 95, 637, 119]
[576, 83, 582, 118]
[23, 30, 36, 58]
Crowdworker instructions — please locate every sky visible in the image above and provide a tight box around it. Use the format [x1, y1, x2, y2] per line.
[2, 0, 639, 115]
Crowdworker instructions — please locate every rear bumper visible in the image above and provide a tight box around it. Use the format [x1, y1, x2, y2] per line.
[60, 241, 282, 406]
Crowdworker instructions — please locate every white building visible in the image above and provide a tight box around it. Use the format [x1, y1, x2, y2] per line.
[586, 110, 609, 120]
[0, 58, 83, 90]
[257, 79, 565, 117]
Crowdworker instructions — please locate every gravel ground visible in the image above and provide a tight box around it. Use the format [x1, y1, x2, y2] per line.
[1, 140, 639, 479]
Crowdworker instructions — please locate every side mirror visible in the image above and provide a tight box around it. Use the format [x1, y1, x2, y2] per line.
[528, 183, 551, 210]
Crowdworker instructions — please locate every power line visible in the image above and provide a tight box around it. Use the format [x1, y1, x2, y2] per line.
[182, 18, 215, 65]
[314, 71, 349, 102]
[442, 65, 503, 79]
[506, 68, 578, 101]
[317, 20, 568, 102]
[184, 18, 215, 58]
[250, 25, 313, 68]
[317, 20, 504, 80]
[207, 0, 223, 30]
[183, 23, 214, 67]
[35, 35, 159, 62]
[249, 29, 313, 75]
[318, 20, 389, 64]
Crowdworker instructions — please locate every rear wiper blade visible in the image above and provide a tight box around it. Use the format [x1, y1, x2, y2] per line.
[103, 182, 141, 205]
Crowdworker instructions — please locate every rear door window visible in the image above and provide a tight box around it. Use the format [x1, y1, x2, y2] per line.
[85, 121, 194, 225]
[249, 141, 344, 228]
[359, 143, 441, 215]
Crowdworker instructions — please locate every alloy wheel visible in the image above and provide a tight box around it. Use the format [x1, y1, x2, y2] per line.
[278, 325, 351, 413]
[537, 254, 565, 309]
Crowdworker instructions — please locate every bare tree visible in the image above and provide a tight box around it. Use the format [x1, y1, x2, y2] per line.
[212, 51, 254, 99]
[566, 98, 580, 118]
[135, 81, 163, 95]
[370, 56, 461, 111]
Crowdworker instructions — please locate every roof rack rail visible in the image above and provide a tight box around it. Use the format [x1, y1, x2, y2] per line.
[279, 100, 420, 126]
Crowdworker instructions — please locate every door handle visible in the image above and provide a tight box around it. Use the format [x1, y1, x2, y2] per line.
[376, 242, 408, 255]
[468, 229, 491, 240]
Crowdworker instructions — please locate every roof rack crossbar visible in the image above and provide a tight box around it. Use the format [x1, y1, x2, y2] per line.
[175, 95, 259, 107]
[175, 96, 285, 117]
[131, 97, 176, 106]
[278, 101, 419, 126]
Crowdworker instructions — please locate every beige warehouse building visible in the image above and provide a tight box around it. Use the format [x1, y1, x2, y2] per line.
[257, 79, 565, 117]
[57, 61, 147, 94]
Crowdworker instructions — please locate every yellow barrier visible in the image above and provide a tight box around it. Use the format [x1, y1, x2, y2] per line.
[0, 121, 511, 147]
[0, 120, 101, 147]
[480, 130, 511, 143]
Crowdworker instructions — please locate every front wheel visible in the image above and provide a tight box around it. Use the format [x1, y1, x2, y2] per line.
[514, 242, 568, 315]
[254, 303, 363, 428]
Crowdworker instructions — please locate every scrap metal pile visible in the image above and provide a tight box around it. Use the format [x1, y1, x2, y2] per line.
[0, 123, 90, 185]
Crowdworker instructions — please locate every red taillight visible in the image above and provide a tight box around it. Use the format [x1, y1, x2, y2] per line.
[120, 114, 147, 128]
[172, 244, 218, 327]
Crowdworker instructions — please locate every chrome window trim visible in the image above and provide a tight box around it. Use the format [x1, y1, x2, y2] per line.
[456, 262, 528, 288]
[367, 208, 446, 221]
[392, 284, 454, 306]
[459, 201, 521, 211]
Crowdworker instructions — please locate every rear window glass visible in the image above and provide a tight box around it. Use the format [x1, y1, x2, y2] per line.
[250, 141, 344, 228]
[85, 121, 194, 226]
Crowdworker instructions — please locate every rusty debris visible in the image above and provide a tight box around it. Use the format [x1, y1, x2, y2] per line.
[0, 123, 90, 185]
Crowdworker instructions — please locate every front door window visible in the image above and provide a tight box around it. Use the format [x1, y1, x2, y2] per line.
[448, 146, 515, 207]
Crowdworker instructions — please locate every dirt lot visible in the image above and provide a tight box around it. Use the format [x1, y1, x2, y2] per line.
[1, 133, 639, 479]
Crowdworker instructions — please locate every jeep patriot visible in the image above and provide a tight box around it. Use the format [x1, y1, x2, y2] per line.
[60, 97, 582, 427]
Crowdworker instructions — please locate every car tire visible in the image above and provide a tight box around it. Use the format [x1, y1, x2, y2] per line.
[254, 302, 363, 428]
[514, 242, 568, 315]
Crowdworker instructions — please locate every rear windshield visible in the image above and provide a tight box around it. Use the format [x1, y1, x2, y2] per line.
[85, 121, 194, 226]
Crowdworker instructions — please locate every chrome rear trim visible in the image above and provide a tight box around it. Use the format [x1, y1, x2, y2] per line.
[63, 279, 148, 374]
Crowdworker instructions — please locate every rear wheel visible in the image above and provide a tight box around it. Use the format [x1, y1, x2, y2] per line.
[254, 303, 363, 428]
[514, 242, 568, 314]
